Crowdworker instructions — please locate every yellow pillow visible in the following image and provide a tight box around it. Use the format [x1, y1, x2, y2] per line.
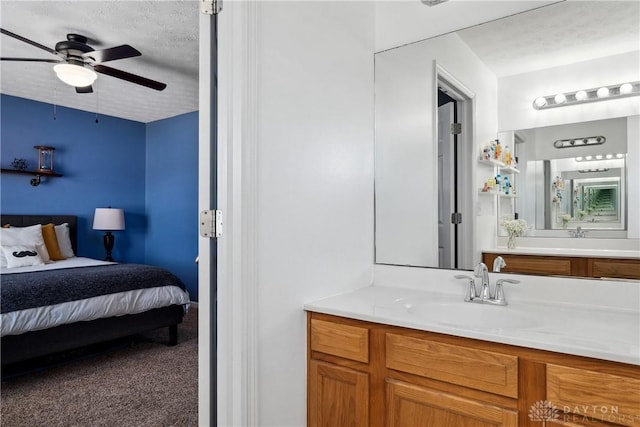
[42, 223, 66, 261]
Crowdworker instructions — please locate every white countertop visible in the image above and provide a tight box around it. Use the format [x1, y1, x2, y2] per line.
[305, 284, 640, 365]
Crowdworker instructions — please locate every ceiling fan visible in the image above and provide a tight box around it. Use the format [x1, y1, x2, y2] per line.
[0, 28, 167, 93]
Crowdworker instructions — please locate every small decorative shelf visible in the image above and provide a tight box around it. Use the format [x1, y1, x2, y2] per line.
[1, 168, 63, 186]
[500, 166, 520, 174]
[478, 158, 505, 168]
[478, 189, 519, 198]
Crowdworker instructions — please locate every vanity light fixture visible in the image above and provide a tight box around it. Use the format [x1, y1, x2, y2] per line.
[533, 81, 640, 110]
[420, 0, 448, 6]
[553, 135, 605, 149]
[578, 168, 610, 173]
[575, 153, 625, 162]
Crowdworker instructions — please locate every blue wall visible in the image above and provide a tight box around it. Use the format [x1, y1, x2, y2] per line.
[1, 94, 199, 300]
[146, 112, 199, 301]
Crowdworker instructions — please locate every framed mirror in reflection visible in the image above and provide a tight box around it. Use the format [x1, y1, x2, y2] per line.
[374, 1, 640, 274]
[511, 116, 632, 239]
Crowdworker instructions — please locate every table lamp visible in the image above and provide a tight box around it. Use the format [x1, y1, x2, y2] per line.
[93, 207, 125, 261]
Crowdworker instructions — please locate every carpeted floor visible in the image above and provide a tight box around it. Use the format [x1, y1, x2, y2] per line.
[1, 306, 198, 427]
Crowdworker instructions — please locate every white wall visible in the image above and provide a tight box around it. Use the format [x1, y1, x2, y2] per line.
[375, 32, 498, 267]
[498, 51, 640, 131]
[255, 2, 375, 425]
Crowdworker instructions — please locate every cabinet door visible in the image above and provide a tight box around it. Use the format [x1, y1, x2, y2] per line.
[309, 360, 369, 427]
[546, 364, 640, 427]
[386, 380, 517, 427]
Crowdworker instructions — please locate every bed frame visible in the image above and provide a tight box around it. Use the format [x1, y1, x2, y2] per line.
[1, 214, 185, 366]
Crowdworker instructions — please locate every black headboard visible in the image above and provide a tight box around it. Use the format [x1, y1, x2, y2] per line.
[1, 215, 78, 254]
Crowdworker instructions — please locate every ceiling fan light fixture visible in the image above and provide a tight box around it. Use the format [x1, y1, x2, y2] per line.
[53, 63, 97, 87]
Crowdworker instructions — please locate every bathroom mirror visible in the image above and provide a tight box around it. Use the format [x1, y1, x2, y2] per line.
[374, 1, 639, 272]
[513, 116, 630, 237]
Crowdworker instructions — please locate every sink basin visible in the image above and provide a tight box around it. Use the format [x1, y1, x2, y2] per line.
[380, 298, 542, 331]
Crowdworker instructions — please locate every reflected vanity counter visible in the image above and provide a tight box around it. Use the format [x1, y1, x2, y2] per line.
[482, 247, 640, 279]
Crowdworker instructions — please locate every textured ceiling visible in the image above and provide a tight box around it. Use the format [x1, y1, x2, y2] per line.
[457, 1, 640, 77]
[0, 1, 199, 123]
[2, 1, 637, 124]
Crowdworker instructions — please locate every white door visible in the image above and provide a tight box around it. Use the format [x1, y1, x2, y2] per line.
[437, 102, 455, 268]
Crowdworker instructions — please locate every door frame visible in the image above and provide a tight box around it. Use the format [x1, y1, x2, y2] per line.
[435, 64, 475, 270]
[208, 1, 260, 426]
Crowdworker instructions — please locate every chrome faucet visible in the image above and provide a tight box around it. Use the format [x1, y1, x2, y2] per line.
[568, 226, 587, 238]
[454, 262, 520, 306]
[493, 256, 506, 272]
[474, 262, 491, 301]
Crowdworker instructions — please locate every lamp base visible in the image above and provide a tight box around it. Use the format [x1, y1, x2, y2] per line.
[103, 231, 115, 262]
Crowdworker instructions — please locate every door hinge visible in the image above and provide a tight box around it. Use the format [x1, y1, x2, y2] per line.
[201, 0, 222, 15]
[451, 212, 462, 225]
[200, 210, 223, 238]
[450, 123, 462, 135]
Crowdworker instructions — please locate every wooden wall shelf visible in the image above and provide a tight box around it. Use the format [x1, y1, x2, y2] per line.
[1, 168, 62, 177]
[1, 168, 63, 186]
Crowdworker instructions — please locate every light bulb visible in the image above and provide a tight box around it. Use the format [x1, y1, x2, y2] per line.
[53, 63, 97, 87]
[595, 155, 603, 160]
[606, 154, 613, 159]
[616, 153, 623, 158]
[596, 87, 610, 98]
[619, 83, 633, 94]
[534, 97, 547, 108]
[554, 93, 566, 104]
[575, 90, 588, 101]
[585, 156, 592, 161]
[575, 157, 583, 162]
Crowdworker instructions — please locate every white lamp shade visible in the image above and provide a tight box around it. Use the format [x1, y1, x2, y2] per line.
[93, 208, 125, 230]
[53, 63, 98, 87]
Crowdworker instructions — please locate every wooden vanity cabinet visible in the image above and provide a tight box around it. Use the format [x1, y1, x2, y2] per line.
[308, 312, 640, 427]
[482, 252, 640, 279]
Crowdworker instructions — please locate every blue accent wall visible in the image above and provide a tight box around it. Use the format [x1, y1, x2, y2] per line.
[146, 112, 199, 301]
[1, 94, 199, 300]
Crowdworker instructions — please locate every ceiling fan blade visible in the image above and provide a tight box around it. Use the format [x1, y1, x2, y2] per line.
[76, 85, 93, 94]
[93, 64, 166, 91]
[1, 57, 61, 63]
[1, 28, 62, 59]
[83, 45, 141, 64]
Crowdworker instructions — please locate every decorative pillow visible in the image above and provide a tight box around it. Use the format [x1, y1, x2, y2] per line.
[54, 223, 75, 258]
[0, 224, 50, 267]
[1, 244, 45, 268]
[42, 223, 65, 261]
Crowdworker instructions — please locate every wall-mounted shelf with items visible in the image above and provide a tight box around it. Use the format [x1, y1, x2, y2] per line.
[478, 158, 520, 174]
[1, 168, 63, 186]
[478, 189, 518, 198]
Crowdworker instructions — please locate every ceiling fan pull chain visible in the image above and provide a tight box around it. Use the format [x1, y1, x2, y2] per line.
[95, 82, 99, 124]
[53, 86, 57, 121]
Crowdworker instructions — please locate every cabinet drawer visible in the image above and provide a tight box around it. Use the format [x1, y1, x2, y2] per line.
[386, 333, 518, 398]
[589, 258, 640, 280]
[310, 318, 369, 363]
[547, 364, 640, 426]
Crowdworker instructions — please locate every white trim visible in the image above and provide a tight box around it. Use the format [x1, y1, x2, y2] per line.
[435, 63, 477, 269]
[217, 1, 260, 426]
[198, 10, 213, 427]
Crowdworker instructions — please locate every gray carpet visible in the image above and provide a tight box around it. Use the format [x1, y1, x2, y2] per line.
[1, 307, 198, 427]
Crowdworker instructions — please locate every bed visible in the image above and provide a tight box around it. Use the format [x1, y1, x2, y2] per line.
[1, 214, 190, 366]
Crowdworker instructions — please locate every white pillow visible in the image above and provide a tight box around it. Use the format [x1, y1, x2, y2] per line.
[1, 244, 45, 268]
[55, 223, 75, 258]
[0, 224, 50, 267]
